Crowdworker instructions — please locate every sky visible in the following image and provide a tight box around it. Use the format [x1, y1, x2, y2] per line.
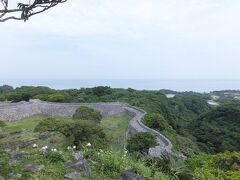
[1, 0, 240, 80]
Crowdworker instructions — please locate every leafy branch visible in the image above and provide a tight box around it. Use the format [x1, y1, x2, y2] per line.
[0, 0, 68, 22]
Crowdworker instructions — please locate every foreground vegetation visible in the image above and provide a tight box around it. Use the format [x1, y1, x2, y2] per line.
[0, 108, 185, 179]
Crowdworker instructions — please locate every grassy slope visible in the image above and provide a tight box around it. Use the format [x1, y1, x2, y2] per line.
[0, 116, 73, 151]
[0, 114, 131, 179]
[1, 114, 131, 151]
[100, 114, 131, 151]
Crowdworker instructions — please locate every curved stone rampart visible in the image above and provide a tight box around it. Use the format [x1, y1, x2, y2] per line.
[124, 104, 172, 156]
[0, 100, 172, 156]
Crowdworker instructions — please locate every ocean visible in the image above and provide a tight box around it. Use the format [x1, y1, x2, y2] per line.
[0, 79, 240, 93]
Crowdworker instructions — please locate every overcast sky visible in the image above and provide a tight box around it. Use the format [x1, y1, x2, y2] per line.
[0, 0, 240, 80]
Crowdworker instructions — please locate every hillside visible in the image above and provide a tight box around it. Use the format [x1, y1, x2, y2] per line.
[0, 85, 240, 179]
[189, 103, 240, 153]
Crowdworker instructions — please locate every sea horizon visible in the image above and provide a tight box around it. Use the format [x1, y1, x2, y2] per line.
[0, 79, 240, 93]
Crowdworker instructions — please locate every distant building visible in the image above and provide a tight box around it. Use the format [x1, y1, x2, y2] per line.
[211, 95, 220, 100]
[234, 96, 240, 100]
[166, 94, 175, 98]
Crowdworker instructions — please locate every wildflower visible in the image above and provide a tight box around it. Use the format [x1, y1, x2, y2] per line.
[40, 146, 49, 155]
[42, 146, 48, 150]
[51, 148, 57, 152]
[73, 146, 76, 149]
[32, 144, 38, 148]
[86, 143, 91, 147]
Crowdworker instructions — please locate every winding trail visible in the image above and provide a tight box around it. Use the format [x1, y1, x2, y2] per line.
[0, 100, 172, 157]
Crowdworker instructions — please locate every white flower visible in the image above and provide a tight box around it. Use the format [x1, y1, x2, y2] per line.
[42, 147, 46, 150]
[51, 148, 57, 152]
[86, 143, 91, 147]
[32, 144, 38, 148]
[41, 146, 48, 151]
[73, 146, 76, 149]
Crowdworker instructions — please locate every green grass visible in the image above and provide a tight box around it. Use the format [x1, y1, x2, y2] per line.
[5, 115, 73, 131]
[0, 116, 73, 150]
[5, 116, 43, 131]
[101, 114, 131, 151]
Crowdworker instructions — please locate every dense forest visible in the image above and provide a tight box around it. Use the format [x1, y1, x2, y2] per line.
[0, 85, 240, 179]
[190, 103, 240, 153]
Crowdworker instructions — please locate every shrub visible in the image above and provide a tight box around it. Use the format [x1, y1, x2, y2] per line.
[127, 132, 157, 154]
[93, 150, 170, 179]
[34, 117, 73, 136]
[155, 154, 193, 180]
[143, 113, 171, 131]
[47, 93, 69, 102]
[70, 120, 106, 146]
[94, 150, 152, 178]
[0, 149, 33, 179]
[46, 152, 65, 163]
[0, 120, 6, 127]
[187, 152, 240, 180]
[153, 172, 171, 180]
[73, 106, 102, 123]
[0, 85, 14, 93]
[95, 150, 131, 178]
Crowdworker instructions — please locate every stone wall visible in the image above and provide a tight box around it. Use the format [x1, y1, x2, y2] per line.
[0, 100, 172, 156]
[0, 100, 126, 121]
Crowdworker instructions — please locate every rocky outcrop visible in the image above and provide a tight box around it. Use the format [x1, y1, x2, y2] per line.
[119, 170, 143, 180]
[0, 100, 172, 157]
[65, 172, 81, 180]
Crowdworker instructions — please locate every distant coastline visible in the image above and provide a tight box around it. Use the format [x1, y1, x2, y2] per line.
[0, 79, 240, 93]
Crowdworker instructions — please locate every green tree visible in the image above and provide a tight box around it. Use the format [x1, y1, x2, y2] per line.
[127, 132, 157, 154]
[0, 85, 13, 93]
[73, 106, 102, 123]
[92, 86, 112, 97]
[34, 117, 106, 147]
[34, 117, 73, 136]
[143, 113, 172, 131]
[70, 120, 106, 146]
[47, 93, 66, 102]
